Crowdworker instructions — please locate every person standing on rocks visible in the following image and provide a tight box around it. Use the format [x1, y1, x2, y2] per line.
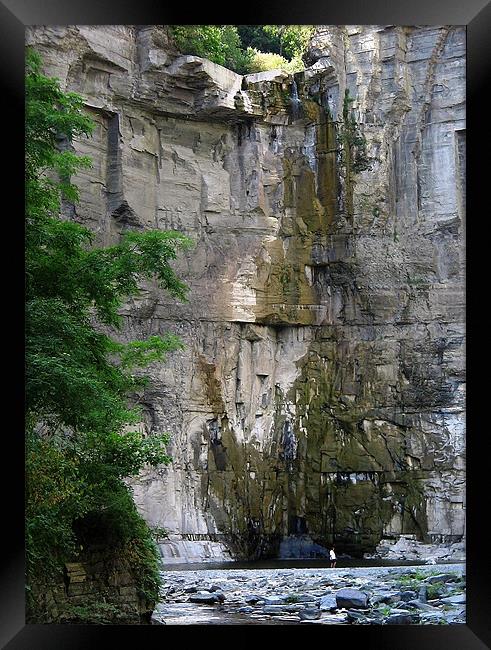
[329, 546, 337, 568]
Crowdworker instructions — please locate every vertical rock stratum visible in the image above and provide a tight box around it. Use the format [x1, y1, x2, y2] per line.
[27, 25, 465, 560]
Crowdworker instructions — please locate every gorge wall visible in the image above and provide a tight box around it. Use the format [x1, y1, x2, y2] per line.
[27, 25, 466, 560]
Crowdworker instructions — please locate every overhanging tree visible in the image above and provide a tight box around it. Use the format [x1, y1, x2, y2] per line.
[25, 48, 192, 619]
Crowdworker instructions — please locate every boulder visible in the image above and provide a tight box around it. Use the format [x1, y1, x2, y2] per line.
[188, 591, 225, 604]
[299, 608, 322, 620]
[399, 590, 418, 602]
[407, 600, 441, 612]
[425, 574, 460, 584]
[440, 594, 466, 604]
[244, 594, 264, 604]
[346, 610, 367, 623]
[373, 592, 401, 605]
[319, 594, 338, 611]
[294, 594, 319, 604]
[336, 588, 369, 609]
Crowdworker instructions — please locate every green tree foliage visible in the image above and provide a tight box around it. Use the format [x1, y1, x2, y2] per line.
[245, 49, 304, 74]
[237, 25, 282, 55]
[25, 48, 192, 615]
[26, 435, 87, 580]
[170, 25, 252, 73]
[170, 25, 314, 74]
[260, 25, 314, 60]
[245, 50, 288, 73]
[237, 25, 314, 60]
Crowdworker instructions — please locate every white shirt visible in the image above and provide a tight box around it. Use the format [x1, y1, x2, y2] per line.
[329, 550, 336, 560]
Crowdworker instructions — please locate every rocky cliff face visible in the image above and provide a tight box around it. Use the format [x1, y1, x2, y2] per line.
[27, 25, 465, 559]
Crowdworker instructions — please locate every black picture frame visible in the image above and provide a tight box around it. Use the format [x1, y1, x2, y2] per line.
[1, 0, 488, 647]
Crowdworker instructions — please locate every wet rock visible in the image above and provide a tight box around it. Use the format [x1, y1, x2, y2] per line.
[373, 592, 401, 605]
[262, 605, 291, 615]
[418, 585, 428, 602]
[293, 594, 319, 604]
[150, 615, 166, 624]
[400, 590, 418, 602]
[393, 602, 413, 611]
[299, 608, 322, 620]
[385, 612, 419, 625]
[440, 593, 466, 604]
[420, 612, 445, 623]
[244, 594, 264, 604]
[336, 588, 369, 609]
[346, 610, 367, 623]
[262, 595, 289, 605]
[319, 594, 337, 611]
[299, 620, 322, 625]
[155, 563, 465, 624]
[394, 600, 409, 609]
[319, 613, 348, 625]
[188, 591, 225, 604]
[407, 600, 441, 612]
[425, 574, 460, 584]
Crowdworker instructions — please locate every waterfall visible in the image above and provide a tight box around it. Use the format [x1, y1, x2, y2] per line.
[291, 79, 299, 102]
[290, 79, 302, 122]
[281, 419, 298, 469]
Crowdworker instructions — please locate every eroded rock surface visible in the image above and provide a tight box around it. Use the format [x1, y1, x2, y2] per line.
[26, 25, 465, 559]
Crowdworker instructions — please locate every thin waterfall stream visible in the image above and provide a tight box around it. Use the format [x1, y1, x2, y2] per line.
[290, 79, 302, 121]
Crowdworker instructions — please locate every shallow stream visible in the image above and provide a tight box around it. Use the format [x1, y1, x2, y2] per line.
[154, 562, 466, 625]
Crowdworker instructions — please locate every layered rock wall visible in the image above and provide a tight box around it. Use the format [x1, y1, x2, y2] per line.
[28, 546, 154, 623]
[27, 25, 465, 558]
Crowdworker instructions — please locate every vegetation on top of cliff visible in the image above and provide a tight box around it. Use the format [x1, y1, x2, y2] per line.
[169, 26, 252, 73]
[169, 25, 314, 74]
[238, 25, 313, 61]
[25, 48, 192, 621]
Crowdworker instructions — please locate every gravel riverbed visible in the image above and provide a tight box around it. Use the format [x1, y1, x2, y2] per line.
[153, 563, 465, 625]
